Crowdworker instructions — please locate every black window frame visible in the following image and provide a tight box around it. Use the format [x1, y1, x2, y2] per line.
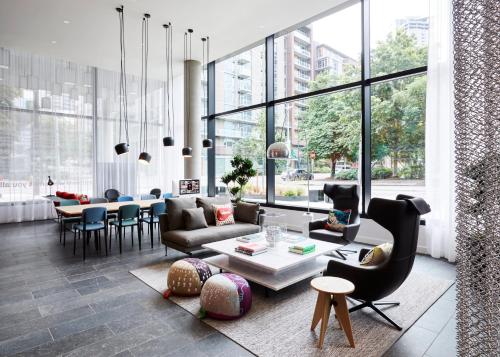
[203, 0, 428, 216]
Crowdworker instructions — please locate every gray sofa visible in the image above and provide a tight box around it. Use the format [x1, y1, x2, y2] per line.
[159, 196, 263, 255]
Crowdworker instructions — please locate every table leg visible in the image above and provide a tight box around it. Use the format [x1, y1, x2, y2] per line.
[311, 292, 326, 331]
[150, 221, 153, 249]
[318, 293, 332, 348]
[333, 294, 355, 348]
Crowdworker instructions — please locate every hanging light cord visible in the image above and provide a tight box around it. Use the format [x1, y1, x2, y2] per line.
[117, 6, 129, 144]
[164, 23, 173, 137]
[183, 32, 187, 146]
[202, 37, 206, 136]
[140, 15, 150, 153]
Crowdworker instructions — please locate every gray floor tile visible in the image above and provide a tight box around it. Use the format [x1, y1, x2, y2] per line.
[197, 333, 255, 357]
[415, 294, 456, 333]
[384, 325, 437, 357]
[425, 318, 457, 357]
[1, 308, 41, 328]
[0, 329, 52, 356]
[14, 325, 114, 357]
[129, 332, 193, 357]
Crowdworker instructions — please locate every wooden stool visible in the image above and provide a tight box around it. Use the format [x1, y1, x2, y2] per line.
[310, 276, 355, 349]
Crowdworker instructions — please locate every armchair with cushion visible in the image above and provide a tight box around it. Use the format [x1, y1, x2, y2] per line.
[309, 184, 360, 259]
[324, 194, 431, 330]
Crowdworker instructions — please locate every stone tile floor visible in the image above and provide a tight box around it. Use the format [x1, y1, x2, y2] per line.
[0, 220, 456, 356]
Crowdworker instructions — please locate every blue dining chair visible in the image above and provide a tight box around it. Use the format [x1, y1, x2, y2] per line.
[117, 195, 134, 202]
[59, 199, 81, 246]
[73, 207, 107, 260]
[140, 194, 156, 200]
[140, 201, 166, 248]
[109, 204, 141, 253]
[162, 193, 174, 199]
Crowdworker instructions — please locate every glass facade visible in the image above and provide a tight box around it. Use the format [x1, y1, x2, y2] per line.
[208, 0, 429, 213]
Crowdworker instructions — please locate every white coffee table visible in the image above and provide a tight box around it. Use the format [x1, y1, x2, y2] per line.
[202, 234, 341, 292]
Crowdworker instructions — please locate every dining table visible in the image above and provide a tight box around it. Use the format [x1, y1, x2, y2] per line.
[55, 199, 165, 252]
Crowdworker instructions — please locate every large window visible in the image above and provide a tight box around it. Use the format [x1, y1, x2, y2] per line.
[215, 108, 266, 201]
[274, 90, 361, 209]
[203, 0, 429, 214]
[215, 44, 265, 113]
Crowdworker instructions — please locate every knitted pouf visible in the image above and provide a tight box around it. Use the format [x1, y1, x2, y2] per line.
[166, 258, 212, 297]
[200, 273, 252, 320]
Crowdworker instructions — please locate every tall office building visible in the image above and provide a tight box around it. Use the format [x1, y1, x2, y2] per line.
[395, 17, 429, 47]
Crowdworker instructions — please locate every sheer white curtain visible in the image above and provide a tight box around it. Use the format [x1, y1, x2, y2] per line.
[424, 0, 456, 261]
[0, 48, 94, 223]
[95, 69, 182, 198]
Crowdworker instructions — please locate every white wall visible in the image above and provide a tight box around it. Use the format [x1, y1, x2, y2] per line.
[264, 206, 430, 255]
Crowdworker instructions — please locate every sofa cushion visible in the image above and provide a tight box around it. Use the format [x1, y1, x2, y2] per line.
[234, 202, 260, 225]
[183, 207, 208, 231]
[164, 222, 260, 248]
[196, 196, 231, 225]
[166, 197, 197, 230]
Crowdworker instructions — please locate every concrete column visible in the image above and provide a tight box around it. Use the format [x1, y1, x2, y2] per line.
[184, 59, 201, 179]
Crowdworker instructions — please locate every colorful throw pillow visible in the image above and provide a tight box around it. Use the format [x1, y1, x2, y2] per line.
[213, 203, 235, 226]
[325, 209, 352, 232]
[360, 243, 393, 266]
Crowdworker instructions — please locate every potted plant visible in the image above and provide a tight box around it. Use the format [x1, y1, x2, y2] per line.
[221, 155, 257, 202]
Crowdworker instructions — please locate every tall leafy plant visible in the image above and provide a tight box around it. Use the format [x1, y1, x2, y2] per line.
[221, 155, 257, 202]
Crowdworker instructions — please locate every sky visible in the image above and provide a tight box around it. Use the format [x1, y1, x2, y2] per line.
[312, 0, 429, 59]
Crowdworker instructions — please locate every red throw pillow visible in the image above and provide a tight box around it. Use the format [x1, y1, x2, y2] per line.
[213, 203, 235, 226]
[61, 192, 70, 199]
[56, 191, 62, 198]
[67, 193, 77, 200]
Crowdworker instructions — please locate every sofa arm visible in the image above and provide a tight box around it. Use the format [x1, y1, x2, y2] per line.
[159, 213, 169, 234]
[309, 218, 327, 231]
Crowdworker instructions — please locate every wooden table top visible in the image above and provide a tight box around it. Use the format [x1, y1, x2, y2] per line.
[55, 199, 164, 217]
[311, 276, 355, 295]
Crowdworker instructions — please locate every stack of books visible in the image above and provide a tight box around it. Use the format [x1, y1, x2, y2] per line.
[235, 242, 268, 256]
[236, 233, 264, 243]
[288, 242, 316, 255]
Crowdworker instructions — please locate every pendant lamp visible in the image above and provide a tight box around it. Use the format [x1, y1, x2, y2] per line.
[201, 36, 213, 149]
[266, 110, 290, 159]
[162, 23, 175, 147]
[182, 29, 193, 158]
[115, 6, 130, 155]
[138, 14, 152, 164]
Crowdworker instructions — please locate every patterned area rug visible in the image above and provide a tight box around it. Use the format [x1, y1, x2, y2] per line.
[130, 259, 453, 357]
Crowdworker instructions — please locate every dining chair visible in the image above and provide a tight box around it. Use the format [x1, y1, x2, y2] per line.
[140, 201, 166, 248]
[90, 197, 108, 204]
[73, 207, 108, 261]
[109, 204, 141, 253]
[59, 199, 81, 246]
[117, 195, 134, 202]
[140, 194, 156, 200]
[162, 193, 174, 199]
[104, 189, 120, 202]
[150, 188, 161, 199]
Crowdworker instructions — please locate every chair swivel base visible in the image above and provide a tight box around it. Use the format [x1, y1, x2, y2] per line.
[329, 248, 357, 260]
[348, 300, 402, 330]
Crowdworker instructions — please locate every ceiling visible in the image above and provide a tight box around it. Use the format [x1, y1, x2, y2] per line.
[0, 0, 349, 80]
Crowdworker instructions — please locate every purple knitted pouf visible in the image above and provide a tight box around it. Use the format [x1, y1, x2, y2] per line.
[200, 273, 252, 320]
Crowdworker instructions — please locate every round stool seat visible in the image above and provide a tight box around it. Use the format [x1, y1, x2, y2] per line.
[200, 273, 252, 320]
[311, 276, 355, 295]
[167, 258, 212, 296]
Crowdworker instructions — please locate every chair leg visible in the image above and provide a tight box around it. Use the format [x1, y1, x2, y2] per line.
[137, 224, 142, 251]
[82, 230, 86, 261]
[164, 245, 168, 256]
[349, 301, 402, 330]
[59, 219, 63, 243]
[63, 225, 66, 247]
[374, 301, 400, 306]
[150, 222, 153, 249]
[131, 226, 134, 247]
[118, 225, 122, 254]
[157, 223, 160, 242]
[73, 229, 77, 256]
[104, 227, 108, 256]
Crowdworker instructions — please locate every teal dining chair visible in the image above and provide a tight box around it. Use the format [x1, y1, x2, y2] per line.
[109, 204, 141, 253]
[59, 199, 81, 246]
[140, 201, 166, 248]
[117, 195, 134, 202]
[73, 207, 107, 260]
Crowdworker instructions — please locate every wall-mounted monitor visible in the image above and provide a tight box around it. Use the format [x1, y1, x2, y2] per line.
[179, 179, 200, 195]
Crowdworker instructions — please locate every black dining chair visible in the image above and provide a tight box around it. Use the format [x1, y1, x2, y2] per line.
[324, 194, 431, 330]
[104, 189, 120, 202]
[150, 188, 161, 199]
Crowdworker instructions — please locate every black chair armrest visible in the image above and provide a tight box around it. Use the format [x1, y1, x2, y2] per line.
[309, 218, 327, 231]
[342, 219, 360, 243]
[358, 248, 371, 262]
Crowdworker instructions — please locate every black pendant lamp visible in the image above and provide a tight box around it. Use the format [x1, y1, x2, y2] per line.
[162, 23, 175, 147]
[182, 29, 193, 158]
[139, 13, 151, 164]
[115, 6, 130, 155]
[202, 36, 213, 149]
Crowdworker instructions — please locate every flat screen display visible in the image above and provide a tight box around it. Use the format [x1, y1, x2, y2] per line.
[179, 179, 200, 195]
